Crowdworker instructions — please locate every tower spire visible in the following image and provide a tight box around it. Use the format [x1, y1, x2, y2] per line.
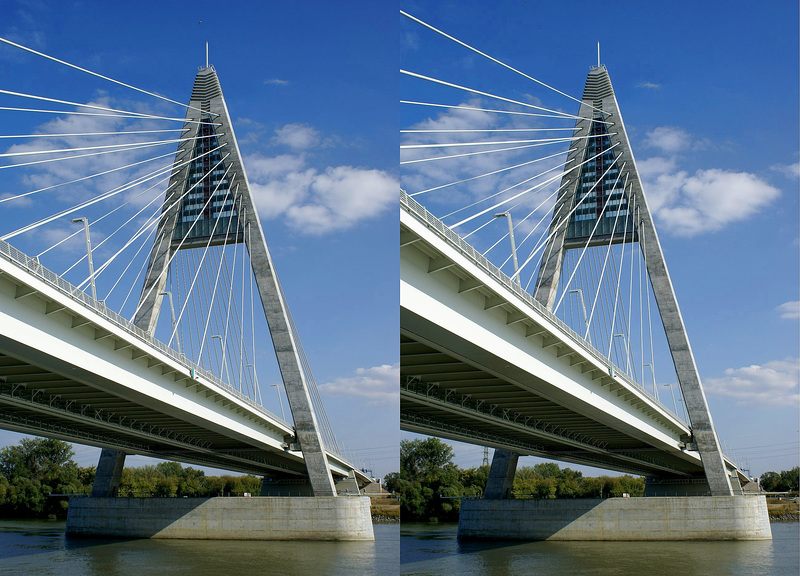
[533, 66, 734, 496]
[135, 67, 338, 496]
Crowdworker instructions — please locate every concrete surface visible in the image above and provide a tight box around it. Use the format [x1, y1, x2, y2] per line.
[458, 496, 771, 541]
[66, 496, 374, 541]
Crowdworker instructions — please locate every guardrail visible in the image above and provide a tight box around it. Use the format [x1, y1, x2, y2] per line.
[0, 238, 354, 464]
[401, 189, 683, 424]
[0, 238, 286, 426]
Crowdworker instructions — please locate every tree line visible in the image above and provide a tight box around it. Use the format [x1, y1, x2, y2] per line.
[384, 438, 799, 522]
[0, 438, 262, 519]
[759, 468, 799, 493]
[385, 438, 645, 521]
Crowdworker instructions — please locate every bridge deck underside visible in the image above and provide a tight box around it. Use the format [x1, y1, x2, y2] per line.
[0, 249, 369, 483]
[0, 348, 309, 478]
[401, 334, 704, 479]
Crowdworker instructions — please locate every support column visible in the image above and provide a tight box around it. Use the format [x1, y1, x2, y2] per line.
[530, 66, 733, 496]
[90, 448, 126, 497]
[483, 449, 519, 499]
[129, 67, 338, 497]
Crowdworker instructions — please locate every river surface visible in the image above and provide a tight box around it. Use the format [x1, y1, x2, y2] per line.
[401, 521, 799, 576]
[1, 520, 796, 575]
[0, 520, 399, 575]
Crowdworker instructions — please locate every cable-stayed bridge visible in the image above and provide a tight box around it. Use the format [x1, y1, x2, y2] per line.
[0, 35, 370, 519]
[401, 190, 745, 487]
[399, 11, 752, 504]
[0, 236, 362, 484]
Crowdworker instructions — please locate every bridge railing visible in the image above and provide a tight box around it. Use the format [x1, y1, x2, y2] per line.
[401, 190, 681, 423]
[0, 238, 289, 429]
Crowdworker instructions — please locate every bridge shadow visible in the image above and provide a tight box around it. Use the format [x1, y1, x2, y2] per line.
[458, 497, 610, 542]
[66, 495, 373, 541]
[401, 521, 522, 567]
[66, 497, 215, 539]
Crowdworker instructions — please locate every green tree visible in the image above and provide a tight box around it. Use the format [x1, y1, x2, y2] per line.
[459, 465, 489, 497]
[760, 471, 781, 492]
[0, 438, 85, 518]
[778, 467, 799, 493]
[532, 462, 561, 479]
[396, 438, 464, 521]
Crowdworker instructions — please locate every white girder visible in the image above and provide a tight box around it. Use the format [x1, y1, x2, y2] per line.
[0, 240, 361, 482]
[400, 194, 715, 477]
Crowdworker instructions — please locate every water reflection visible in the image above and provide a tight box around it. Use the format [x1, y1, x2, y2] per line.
[0, 520, 399, 576]
[401, 522, 798, 576]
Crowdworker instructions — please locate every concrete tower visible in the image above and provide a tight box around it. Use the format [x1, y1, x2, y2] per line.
[92, 66, 338, 498]
[487, 65, 733, 498]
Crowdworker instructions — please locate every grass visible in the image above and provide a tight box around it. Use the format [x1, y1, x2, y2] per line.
[766, 498, 799, 519]
[371, 497, 400, 521]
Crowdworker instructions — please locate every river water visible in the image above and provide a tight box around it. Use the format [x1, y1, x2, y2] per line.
[401, 522, 799, 576]
[1, 519, 796, 575]
[0, 520, 399, 576]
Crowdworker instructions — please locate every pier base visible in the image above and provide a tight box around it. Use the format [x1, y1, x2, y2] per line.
[458, 496, 771, 541]
[66, 496, 374, 541]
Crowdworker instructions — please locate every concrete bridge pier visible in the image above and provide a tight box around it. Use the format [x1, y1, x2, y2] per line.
[483, 449, 518, 499]
[67, 495, 374, 541]
[90, 448, 126, 497]
[70, 464, 374, 541]
[472, 450, 769, 541]
[458, 496, 772, 541]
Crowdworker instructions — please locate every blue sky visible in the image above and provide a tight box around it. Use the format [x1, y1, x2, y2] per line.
[0, 1, 398, 477]
[400, 1, 798, 478]
[0, 0, 796, 486]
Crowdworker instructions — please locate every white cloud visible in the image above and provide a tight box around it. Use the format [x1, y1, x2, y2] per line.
[637, 82, 661, 89]
[637, 126, 780, 236]
[771, 161, 800, 179]
[705, 358, 799, 407]
[320, 363, 399, 402]
[636, 156, 677, 180]
[644, 167, 780, 236]
[271, 123, 320, 150]
[4, 96, 174, 207]
[247, 142, 396, 235]
[265, 78, 289, 86]
[400, 97, 567, 228]
[249, 167, 316, 220]
[285, 166, 396, 234]
[643, 126, 691, 153]
[776, 300, 800, 320]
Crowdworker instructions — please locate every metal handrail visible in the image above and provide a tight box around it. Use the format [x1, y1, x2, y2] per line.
[0, 238, 285, 426]
[400, 190, 683, 423]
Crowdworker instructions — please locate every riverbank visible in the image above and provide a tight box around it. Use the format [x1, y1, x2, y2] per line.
[371, 496, 400, 523]
[767, 498, 799, 522]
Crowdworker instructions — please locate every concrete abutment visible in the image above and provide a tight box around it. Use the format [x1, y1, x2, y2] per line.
[458, 496, 771, 541]
[66, 496, 374, 541]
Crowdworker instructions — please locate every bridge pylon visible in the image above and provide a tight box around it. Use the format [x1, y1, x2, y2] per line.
[92, 65, 338, 498]
[485, 64, 734, 498]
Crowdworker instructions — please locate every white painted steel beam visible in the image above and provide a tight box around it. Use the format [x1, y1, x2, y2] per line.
[0, 242, 362, 482]
[400, 197, 713, 477]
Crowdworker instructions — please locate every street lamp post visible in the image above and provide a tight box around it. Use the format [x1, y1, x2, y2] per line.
[71, 217, 97, 301]
[568, 288, 591, 344]
[158, 291, 181, 354]
[493, 212, 519, 284]
[211, 335, 225, 379]
[271, 384, 286, 420]
[612, 333, 632, 373]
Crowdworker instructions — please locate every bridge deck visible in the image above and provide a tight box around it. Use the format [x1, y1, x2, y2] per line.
[0, 239, 365, 483]
[400, 192, 741, 480]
